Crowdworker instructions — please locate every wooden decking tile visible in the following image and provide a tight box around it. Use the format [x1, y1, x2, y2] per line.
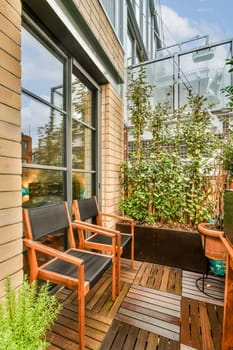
[182, 270, 224, 306]
[116, 284, 181, 341]
[180, 297, 223, 350]
[134, 262, 182, 295]
[100, 319, 179, 350]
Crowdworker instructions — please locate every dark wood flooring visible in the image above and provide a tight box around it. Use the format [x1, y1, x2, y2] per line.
[47, 258, 224, 350]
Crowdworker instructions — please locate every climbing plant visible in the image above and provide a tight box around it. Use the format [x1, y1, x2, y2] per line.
[120, 66, 224, 228]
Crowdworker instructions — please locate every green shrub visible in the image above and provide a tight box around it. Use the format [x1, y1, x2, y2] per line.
[0, 276, 62, 350]
[121, 65, 223, 229]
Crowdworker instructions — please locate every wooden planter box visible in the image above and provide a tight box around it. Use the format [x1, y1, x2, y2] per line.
[117, 223, 206, 273]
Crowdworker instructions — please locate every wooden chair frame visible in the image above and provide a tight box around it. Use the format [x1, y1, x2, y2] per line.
[23, 202, 117, 350]
[73, 196, 135, 293]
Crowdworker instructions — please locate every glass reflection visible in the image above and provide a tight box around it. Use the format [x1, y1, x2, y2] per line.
[72, 172, 93, 199]
[22, 27, 64, 109]
[22, 168, 64, 207]
[22, 94, 65, 167]
[179, 43, 232, 109]
[72, 76, 92, 125]
[72, 75, 93, 170]
[72, 123, 92, 170]
[145, 59, 174, 106]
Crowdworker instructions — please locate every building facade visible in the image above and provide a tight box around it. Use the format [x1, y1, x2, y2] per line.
[0, 0, 160, 293]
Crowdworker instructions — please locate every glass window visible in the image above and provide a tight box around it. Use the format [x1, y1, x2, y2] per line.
[22, 28, 64, 109]
[22, 24, 66, 208]
[71, 71, 96, 200]
[22, 20, 99, 209]
[72, 75, 94, 171]
[100, 0, 124, 44]
[22, 94, 65, 167]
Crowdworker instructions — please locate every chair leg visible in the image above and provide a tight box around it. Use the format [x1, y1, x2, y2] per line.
[112, 257, 116, 301]
[117, 250, 121, 295]
[78, 268, 85, 350]
[131, 237, 134, 268]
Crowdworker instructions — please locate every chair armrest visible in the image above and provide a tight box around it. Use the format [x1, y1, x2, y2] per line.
[23, 238, 84, 267]
[99, 212, 135, 235]
[72, 221, 119, 238]
[73, 220, 120, 236]
[72, 221, 118, 254]
[99, 212, 134, 224]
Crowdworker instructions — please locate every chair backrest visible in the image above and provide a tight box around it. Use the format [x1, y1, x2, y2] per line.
[24, 202, 75, 248]
[75, 197, 99, 221]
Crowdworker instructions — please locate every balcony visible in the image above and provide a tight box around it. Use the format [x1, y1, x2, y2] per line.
[47, 258, 224, 349]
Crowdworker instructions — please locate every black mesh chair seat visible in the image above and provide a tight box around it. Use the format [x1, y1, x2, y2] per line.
[43, 249, 112, 288]
[87, 232, 132, 249]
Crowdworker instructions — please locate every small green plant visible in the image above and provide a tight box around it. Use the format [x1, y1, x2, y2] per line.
[0, 276, 62, 350]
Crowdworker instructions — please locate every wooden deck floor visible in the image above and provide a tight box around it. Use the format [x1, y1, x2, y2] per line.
[47, 259, 224, 350]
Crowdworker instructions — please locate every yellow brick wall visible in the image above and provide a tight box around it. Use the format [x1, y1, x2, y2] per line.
[75, 0, 124, 80]
[0, 0, 23, 297]
[75, 0, 125, 227]
[101, 84, 124, 228]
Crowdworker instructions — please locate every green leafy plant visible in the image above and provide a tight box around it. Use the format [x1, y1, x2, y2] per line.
[0, 276, 62, 350]
[120, 65, 224, 229]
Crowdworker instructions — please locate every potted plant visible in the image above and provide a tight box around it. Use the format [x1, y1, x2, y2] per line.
[119, 65, 226, 272]
[0, 276, 62, 349]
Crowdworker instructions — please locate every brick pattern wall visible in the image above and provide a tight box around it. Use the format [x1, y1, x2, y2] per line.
[75, 0, 124, 80]
[75, 0, 125, 227]
[0, 0, 23, 297]
[101, 84, 124, 229]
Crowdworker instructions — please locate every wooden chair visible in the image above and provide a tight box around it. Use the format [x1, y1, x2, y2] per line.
[23, 202, 117, 350]
[73, 197, 134, 294]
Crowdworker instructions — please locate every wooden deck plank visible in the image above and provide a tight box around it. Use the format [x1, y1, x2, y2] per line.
[110, 322, 130, 350]
[199, 301, 214, 350]
[134, 329, 148, 350]
[160, 266, 170, 291]
[180, 297, 191, 346]
[146, 333, 159, 350]
[123, 295, 180, 318]
[99, 319, 123, 350]
[120, 301, 180, 326]
[206, 303, 223, 350]
[154, 265, 164, 289]
[190, 298, 202, 349]
[158, 336, 180, 350]
[117, 308, 179, 337]
[122, 323, 140, 350]
[102, 282, 131, 318]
